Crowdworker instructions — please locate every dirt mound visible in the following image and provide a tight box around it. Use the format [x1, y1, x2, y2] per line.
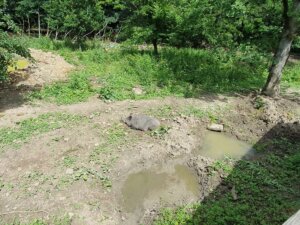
[15, 49, 73, 88]
[0, 49, 73, 114]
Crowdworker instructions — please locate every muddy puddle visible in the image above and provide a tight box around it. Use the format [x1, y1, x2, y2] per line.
[196, 131, 256, 160]
[119, 131, 255, 223]
[121, 164, 199, 213]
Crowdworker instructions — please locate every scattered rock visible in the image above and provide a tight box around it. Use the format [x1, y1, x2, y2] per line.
[122, 114, 160, 131]
[59, 196, 66, 201]
[207, 123, 224, 132]
[66, 168, 74, 175]
[132, 87, 144, 95]
[68, 212, 74, 219]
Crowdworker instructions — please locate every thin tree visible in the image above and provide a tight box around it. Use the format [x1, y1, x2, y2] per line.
[262, 0, 300, 97]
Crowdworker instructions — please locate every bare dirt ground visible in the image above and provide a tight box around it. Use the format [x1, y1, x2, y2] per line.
[11, 48, 73, 88]
[0, 50, 299, 225]
[0, 48, 73, 115]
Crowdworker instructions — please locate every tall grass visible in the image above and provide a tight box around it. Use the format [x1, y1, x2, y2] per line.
[19, 36, 299, 104]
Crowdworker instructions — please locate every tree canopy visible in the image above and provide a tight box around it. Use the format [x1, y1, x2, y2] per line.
[0, 0, 285, 48]
[0, 0, 299, 96]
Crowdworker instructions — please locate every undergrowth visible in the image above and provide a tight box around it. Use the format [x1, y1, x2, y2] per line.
[16, 36, 297, 105]
[0, 113, 84, 150]
[154, 138, 300, 225]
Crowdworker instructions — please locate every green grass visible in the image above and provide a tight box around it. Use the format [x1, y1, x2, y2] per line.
[3, 215, 72, 225]
[0, 113, 85, 150]
[16, 36, 299, 105]
[29, 74, 94, 104]
[147, 105, 175, 118]
[154, 137, 300, 225]
[282, 61, 300, 88]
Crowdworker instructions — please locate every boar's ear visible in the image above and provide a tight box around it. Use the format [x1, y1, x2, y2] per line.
[129, 113, 133, 120]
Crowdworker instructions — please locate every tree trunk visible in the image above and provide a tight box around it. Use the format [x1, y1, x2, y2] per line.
[46, 22, 49, 37]
[22, 19, 25, 35]
[262, 0, 300, 97]
[37, 11, 41, 38]
[55, 26, 59, 40]
[27, 16, 31, 36]
[152, 38, 158, 55]
[55, 31, 59, 40]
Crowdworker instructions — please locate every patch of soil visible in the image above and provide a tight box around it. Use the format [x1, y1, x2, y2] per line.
[0, 92, 299, 225]
[14, 49, 73, 88]
[0, 48, 73, 113]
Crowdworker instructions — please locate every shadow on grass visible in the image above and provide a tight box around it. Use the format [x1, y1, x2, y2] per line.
[119, 47, 269, 99]
[0, 87, 25, 113]
[154, 122, 300, 225]
[0, 72, 38, 113]
[189, 122, 300, 225]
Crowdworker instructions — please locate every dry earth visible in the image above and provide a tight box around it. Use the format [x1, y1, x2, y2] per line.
[0, 50, 299, 225]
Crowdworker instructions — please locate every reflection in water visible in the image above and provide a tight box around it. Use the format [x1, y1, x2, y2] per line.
[121, 164, 199, 213]
[198, 131, 255, 160]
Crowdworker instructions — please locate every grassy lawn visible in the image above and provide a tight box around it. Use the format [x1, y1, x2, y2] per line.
[17, 36, 299, 105]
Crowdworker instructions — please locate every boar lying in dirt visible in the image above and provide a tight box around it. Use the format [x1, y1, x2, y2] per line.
[122, 114, 160, 131]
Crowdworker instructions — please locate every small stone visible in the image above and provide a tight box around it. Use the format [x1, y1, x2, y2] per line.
[64, 137, 70, 142]
[17, 167, 22, 171]
[59, 196, 66, 201]
[68, 212, 74, 218]
[95, 143, 100, 147]
[132, 87, 144, 95]
[66, 168, 74, 175]
[207, 124, 224, 132]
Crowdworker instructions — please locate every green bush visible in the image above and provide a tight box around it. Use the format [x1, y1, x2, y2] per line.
[0, 32, 30, 82]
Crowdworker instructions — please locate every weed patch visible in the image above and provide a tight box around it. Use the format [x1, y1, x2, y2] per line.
[18, 37, 294, 104]
[154, 139, 300, 225]
[182, 106, 220, 122]
[3, 215, 72, 225]
[0, 113, 85, 150]
[21, 37, 300, 105]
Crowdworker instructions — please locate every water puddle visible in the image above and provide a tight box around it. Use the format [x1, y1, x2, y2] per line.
[121, 164, 199, 213]
[196, 131, 255, 160]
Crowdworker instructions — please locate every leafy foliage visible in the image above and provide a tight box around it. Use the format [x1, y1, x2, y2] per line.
[0, 31, 30, 81]
[23, 37, 300, 105]
[0, 0, 285, 50]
